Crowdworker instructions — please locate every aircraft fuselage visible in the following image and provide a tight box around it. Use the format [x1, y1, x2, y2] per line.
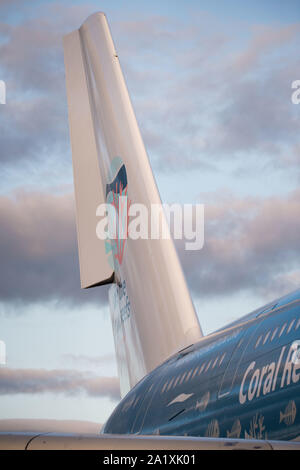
[104, 290, 300, 441]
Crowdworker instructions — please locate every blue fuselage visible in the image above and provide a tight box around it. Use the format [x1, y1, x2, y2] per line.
[103, 291, 300, 441]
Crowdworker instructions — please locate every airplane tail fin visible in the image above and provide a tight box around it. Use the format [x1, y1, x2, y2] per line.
[63, 12, 202, 397]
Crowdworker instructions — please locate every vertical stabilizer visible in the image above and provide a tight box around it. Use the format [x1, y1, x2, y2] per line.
[64, 12, 203, 397]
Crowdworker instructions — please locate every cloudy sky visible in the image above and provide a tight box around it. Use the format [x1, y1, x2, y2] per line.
[0, 0, 299, 432]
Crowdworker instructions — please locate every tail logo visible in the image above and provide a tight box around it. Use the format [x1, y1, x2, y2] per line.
[105, 157, 130, 269]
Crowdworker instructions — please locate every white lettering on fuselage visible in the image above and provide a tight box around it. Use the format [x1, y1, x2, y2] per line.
[239, 345, 300, 404]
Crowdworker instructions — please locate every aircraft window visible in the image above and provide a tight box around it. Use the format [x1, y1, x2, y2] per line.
[271, 327, 278, 342]
[192, 367, 199, 379]
[255, 335, 262, 349]
[212, 356, 219, 369]
[199, 363, 206, 375]
[205, 360, 212, 372]
[287, 319, 296, 334]
[296, 318, 300, 330]
[263, 331, 271, 345]
[219, 353, 226, 366]
[279, 323, 287, 337]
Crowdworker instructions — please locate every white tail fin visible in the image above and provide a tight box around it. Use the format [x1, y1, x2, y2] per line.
[64, 12, 203, 397]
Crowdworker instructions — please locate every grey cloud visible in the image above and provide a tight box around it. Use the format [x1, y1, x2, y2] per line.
[0, 3, 96, 169]
[177, 189, 300, 302]
[211, 66, 300, 158]
[0, 97, 69, 166]
[232, 24, 300, 74]
[0, 3, 97, 92]
[1, 188, 300, 307]
[0, 190, 109, 305]
[0, 418, 102, 434]
[0, 5, 299, 178]
[0, 367, 120, 400]
[0, 24, 67, 167]
[125, 19, 300, 174]
[0, 7, 299, 308]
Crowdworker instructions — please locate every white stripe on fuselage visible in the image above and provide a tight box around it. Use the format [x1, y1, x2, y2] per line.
[167, 393, 194, 406]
